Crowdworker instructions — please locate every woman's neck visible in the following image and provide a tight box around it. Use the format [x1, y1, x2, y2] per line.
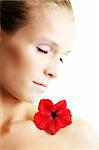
[0, 86, 38, 128]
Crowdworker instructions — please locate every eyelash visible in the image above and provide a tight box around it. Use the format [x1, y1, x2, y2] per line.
[36, 47, 64, 63]
[37, 47, 48, 54]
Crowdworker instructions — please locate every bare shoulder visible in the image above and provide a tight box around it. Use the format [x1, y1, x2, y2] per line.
[64, 116, 99, 148]
[10, 120, 39, 135]
[1, 119, 99, 150]
[72, 116, 98, 138]
[1, 121, 42, 150]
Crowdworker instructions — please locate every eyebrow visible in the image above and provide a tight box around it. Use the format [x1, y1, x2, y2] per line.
[51, 42, 72, 56]
[63, 50, 72, 56]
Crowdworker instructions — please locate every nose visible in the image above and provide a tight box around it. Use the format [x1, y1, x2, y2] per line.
[44, 64, 58, 79]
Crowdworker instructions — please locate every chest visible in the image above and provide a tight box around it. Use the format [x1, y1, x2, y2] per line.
[1, 121, 76, 150]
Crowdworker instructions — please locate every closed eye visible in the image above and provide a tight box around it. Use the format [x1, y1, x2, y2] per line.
[36, 47, 48, 54]
[37, 47, 64, 63]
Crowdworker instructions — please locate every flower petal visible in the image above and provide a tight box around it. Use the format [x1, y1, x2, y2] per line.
[33, 99, 72, 135]
[33, 112, 50, 130]
[57, 109, 72, 127]
[52, 100, 67, 112]
[54, 117, 63, 132]
[45, 118, 57, 135]
[55, 117, 65, 128]
[38, 99, 53, 116]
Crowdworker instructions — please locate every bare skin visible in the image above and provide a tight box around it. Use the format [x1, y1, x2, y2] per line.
[0, 103, 98, 150]
[0, 3, 99, 150]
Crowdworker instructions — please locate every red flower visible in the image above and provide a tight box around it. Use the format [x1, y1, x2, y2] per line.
[33, 99, 72, 135]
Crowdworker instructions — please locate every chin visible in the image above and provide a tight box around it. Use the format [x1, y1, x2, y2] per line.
[18, 91, 42, 104]
[15, 83, 45, 103]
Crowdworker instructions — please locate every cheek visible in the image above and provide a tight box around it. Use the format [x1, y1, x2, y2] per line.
[1, 45, 34, 88]
[10, 45, 35, 74]
[1, 40, 48, 89]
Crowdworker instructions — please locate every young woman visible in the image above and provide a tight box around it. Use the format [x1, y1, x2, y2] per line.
[0, 0, 98, 149]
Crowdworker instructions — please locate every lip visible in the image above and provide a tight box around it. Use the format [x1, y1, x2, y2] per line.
[33, 81, 48, 87]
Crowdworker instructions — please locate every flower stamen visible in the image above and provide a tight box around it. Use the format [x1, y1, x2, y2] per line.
[51, 111, 57, 118]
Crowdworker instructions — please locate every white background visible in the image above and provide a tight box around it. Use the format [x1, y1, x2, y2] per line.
[40, 0, 99, 137]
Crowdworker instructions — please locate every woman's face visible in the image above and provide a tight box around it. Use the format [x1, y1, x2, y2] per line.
[0, 6, 75, 103]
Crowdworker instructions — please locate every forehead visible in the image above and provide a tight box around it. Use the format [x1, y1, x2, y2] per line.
[10, 5, 75, 54]
[30, 5, 75, 51]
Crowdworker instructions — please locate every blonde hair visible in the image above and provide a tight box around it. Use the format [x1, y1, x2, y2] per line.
[28, 0, 73, 11]
[42, 0, 73, 9]
[1, 0, 74, 33]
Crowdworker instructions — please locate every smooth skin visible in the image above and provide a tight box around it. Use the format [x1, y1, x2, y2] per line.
[0, 4, 99, 150]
